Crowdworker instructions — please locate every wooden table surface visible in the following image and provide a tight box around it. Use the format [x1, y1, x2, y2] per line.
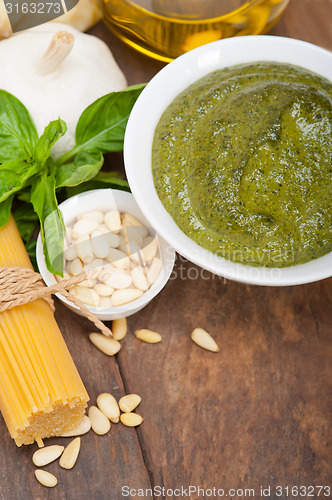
[1, 1, 332, 499]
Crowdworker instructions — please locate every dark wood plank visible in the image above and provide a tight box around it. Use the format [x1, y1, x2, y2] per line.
[118, 259, 332, 495]
[0, 301, 152, 500]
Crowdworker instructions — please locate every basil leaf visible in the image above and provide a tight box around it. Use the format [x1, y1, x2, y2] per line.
[65, 171, 129, 198]
[17, 188, 31, 203]
[55, 151, 103, 188]
[14, 203, 38, 244]
[31, 172, 65, 275]
[14, 203, 39, 270]
[0, 90, 38, 161]
[0, 159, 39, 203]
[57, 84, 146, 164]
[0, 194, 14, 228]
[34, 119, 67, 166]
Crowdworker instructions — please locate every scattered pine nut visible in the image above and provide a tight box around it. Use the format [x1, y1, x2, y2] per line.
[59, 438, 81, 470]
[135, 329, 162, 343]
[60, 415, 91, 437]
[97, 393, 120, 423]
[119, 394, 141, 413]
[35, 470, 58, 488]
[112, 318, 127, 341]
[88, 406, 111, 435]
[89, 333, 121, 356]
[120, 412, 143, 427]
[32, 445, 64, 467]
[191, 328, 220, 352]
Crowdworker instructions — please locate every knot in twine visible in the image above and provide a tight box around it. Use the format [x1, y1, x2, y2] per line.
[0, 267, 112, 337]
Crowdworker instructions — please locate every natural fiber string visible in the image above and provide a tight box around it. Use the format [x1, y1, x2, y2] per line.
[0, 267, 112, 337]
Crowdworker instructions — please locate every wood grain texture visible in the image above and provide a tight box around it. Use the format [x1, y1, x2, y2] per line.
[119, 259, 332, 495]
[0, 0, 331, 498]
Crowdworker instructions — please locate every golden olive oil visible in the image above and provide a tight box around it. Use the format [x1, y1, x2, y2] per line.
[103, 0, 290, 62]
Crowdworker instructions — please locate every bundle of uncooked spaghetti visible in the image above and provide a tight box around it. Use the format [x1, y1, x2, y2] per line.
[0, 215, 89, 446]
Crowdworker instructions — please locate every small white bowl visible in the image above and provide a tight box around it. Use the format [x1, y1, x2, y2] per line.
[124, 35, 332, 286]
[36, 189, 176, 320]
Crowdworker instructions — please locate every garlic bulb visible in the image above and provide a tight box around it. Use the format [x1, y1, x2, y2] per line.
[0, 0, 102, 38]
[0, 23, 127, 158]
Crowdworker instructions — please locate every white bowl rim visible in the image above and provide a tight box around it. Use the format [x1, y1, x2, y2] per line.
[36, 188, 176, 319]
[124, 35, 332, 287]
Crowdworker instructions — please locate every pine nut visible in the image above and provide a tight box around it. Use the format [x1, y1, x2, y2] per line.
[107, 248, 130, 269]
[84, 259, 105, 279]
[111, 289, 143, 307]
[97, 393, 120, 423]
[105, 210, 121, 232]
[88, 406, 111, 435]
[135, 329, 162, 343]
[91, 231, 111, 259]
[94, 283, 114, 296]
[103, 230, 121, 248]
[120, 413, 143, 427]
[98, 296, 113, 308]
[76, 236, 94, 264]
[119, 394, 141, 413]
[127, 240, 144, 264]
[141, 236, 158, 261]
[122, 213, 145, 228]
[131, 267, 149, 291]
[35, 470, 58, 488]
[72, 217, 99, 238]
[106, 272, 132, 290]
[78, 211, 104, 223]
[78, 278, 97, 288]
[73, 287, 100, 307]
[64, 245, 77, 261]
[147, 258, 162, 284]
[69, 258, 83, 275]
[60, 415, 91, 437]
[32, 445, 64, 467]
[89, 333, 121, 355]
[191, 328, 220, 352]
[112, 318, 127, 341]
[59, 437, 81, 470]
[123, 227, 144, 247]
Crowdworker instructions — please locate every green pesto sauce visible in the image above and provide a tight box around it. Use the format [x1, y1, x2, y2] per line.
[152, 62, 332, 267]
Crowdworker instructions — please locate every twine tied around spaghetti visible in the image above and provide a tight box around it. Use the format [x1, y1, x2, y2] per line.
[0, 267, 112, 337]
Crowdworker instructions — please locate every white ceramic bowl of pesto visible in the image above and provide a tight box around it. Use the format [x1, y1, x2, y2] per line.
[36, 189, 175, 320]
[124, 36, 332, 286]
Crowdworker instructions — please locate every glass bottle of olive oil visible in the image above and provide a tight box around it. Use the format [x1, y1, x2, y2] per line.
[103, 0, 290, 62]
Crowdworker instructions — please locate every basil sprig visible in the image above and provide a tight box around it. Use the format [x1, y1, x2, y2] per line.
[0, 84, 145, 276]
